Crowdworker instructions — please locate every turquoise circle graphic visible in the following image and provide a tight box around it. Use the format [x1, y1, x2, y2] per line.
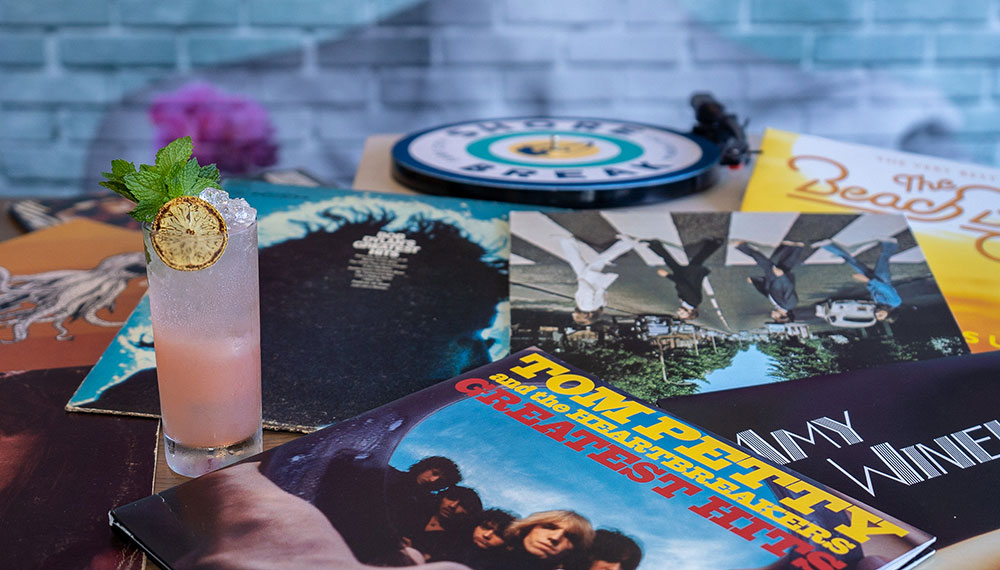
[465, 130, 644, 168]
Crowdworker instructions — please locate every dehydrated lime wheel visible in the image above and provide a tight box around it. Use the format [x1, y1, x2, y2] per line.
[149, 196, 228, 271]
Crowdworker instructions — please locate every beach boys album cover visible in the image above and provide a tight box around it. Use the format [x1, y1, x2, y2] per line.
[509, 210, 967, 403]
[110, 349, 933, 570]
[742, 128, 1000, 354]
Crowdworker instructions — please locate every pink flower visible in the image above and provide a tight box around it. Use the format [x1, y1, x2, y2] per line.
[149, 82, 278, 175]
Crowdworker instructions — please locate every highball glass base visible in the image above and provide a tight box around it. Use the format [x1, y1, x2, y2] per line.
[164, 426, 263, 478]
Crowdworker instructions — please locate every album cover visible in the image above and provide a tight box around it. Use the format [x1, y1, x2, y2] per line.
[68, 180, 529, 431]
[0, 366, 158, 570]
[742, 128, 1000, 353]
[656, 351, 1000, 564]
[0, 219, 146, 372]
[509, 210, 967, 403]
[110, 348, 934, 570]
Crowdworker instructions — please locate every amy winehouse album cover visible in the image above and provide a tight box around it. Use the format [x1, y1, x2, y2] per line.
[111, 349, 934, 570]
[656, 351, 1000, 568]
[509, 210, 967, 404]
[68, 180, 535, 431]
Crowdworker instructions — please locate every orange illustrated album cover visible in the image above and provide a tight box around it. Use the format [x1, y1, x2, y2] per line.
[742, 128, 1000, 353]
[0, 219, 146, 371]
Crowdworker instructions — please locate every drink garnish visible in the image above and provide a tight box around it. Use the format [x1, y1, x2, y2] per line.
[99, 136, 223, 223]
[149, 196, 228, 271]
[100, 136, 230, 269]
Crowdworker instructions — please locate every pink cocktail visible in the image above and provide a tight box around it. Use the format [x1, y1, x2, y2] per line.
[143, 190, 262, 477]
[153, 335, 261, 448]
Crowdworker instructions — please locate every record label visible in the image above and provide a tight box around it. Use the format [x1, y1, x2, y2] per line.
[391, 117, 721, 207]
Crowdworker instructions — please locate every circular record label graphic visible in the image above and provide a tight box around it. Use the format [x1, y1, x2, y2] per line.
[391, 117, 721, 207]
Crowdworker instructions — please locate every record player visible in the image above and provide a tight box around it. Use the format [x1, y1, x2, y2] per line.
[390, 93, 750, 208]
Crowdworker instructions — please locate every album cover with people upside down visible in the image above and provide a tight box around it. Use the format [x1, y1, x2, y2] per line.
[110, 348, 933, 570]
[509, 210, 967, 403]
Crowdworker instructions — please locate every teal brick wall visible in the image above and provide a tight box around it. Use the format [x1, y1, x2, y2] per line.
[119, 0, 240, 26]
[937, 32, 1000, 61]
[60, 37, 178, 68]
[692, 33, 805, 63]
[0, 36, 45, 66]
[188, 37, 305, 68]
[751, 0, 863, 24]
[815, 33, 926, 64]
[0, 0, 109, 25]
[318, 37, 433, 65]
[874, 0, 990, 22]
[246, 1, 370, 27]
[1, 0, 998, 198]
[0, 111, 55, 140]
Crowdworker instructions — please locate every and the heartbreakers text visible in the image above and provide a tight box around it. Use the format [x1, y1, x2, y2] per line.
[454, 353, 912, 570]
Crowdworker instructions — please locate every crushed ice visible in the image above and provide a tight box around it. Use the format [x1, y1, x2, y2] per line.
[200, 188, 256, 227]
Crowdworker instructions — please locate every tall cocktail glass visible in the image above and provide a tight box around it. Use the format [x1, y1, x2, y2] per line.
[142, 194, 262, 477]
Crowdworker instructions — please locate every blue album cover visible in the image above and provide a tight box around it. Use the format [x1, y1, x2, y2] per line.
[67, 180, 530, 431]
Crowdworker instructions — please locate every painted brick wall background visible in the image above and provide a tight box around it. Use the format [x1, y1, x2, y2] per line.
[0, 0, 998, 197]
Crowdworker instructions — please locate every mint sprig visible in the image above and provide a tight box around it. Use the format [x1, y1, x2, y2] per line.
[99, 136, 223, 222]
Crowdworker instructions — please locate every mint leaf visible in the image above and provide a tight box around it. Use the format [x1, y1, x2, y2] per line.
[125, 169, 169, 222]
[194, 177, 223, 192]
[100, 136, 222, 222]
[161, 161, 186, 195]
[111, 159, 136, 179]
[155, 136, 193, 172]
[99, 179, 134, 201]
[129, 200, 163, 223]
[166, 159, 201, 199]
[198, 163, 220, 181]
[99, 159, 139, 201]
[125, 169, 165, 200]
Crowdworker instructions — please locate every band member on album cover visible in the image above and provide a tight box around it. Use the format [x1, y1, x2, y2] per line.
[734, 240, 811, 323]
[440, 508, 517, 570]
[644, 237, 723, 321]
[815, 237, 902, 321]
[497, 510, 595, 570]
[567, 528, 643, 570]
[559, 236, 641, 326]
[386, 456, 463, 538]
[403, 486, 483, 562]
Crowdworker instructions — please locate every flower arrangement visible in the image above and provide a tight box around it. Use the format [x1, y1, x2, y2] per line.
[149, 82, 278, 176]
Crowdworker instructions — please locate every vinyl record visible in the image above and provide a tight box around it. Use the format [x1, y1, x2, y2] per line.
[391, 117, 722, 208]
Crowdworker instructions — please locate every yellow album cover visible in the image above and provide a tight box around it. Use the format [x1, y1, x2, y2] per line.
[742, 128, 1000, 353]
